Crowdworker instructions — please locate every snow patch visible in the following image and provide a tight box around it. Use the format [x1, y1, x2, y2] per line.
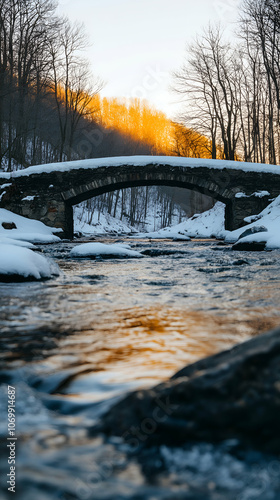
[0, 236, 35, 248]
[22, 195, 36, 201]
[253, 190, 270, 198]
[235, 192, 247, 198]
[235, 190, 270, 199]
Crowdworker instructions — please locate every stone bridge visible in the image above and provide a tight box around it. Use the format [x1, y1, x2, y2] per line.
[1, 156, 280, 238]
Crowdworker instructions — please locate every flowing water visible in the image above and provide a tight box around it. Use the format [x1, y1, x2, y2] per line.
[1, 238, 280, 499]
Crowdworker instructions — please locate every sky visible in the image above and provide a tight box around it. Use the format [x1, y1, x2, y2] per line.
[57, 0, 241, 119]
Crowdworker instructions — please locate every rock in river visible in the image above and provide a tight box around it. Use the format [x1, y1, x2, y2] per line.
[232, 239, 267, 251]
[231, 225, 268, 251]
[237, 225, 268, 240]
[97, 327, 280, 454]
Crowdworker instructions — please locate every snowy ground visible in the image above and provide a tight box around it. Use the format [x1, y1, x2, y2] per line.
[73, 199, 184, 236]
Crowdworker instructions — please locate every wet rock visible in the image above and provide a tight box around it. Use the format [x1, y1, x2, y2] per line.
[232, 259, 250, 266]
[232, 240, 266, 251]
[237, 225, 268, 240]
[141, 248, 188, 257]
[73, 231, 83, 238]
[2, 222, 17, 230]
[97, 327, 280, 454]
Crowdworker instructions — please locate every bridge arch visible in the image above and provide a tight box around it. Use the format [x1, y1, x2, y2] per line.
[0, 156, 278, 238]
[61, 164, 231, 205]
[59, 163, 234, 237]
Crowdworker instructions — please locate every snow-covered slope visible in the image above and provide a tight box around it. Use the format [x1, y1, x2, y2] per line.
[134, 202, 225, 239]
[70, 242, 143, 259]
[0, 209, 61, 281]
[74, 207, 137, 235]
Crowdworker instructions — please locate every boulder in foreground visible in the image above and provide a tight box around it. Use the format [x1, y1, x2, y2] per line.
[98, 327, 280, 454]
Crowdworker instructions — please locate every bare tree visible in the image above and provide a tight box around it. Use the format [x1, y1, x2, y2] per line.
[173, 26, 242, 160]
[49, 20, 103, 161]
[240, 0, 280, 164]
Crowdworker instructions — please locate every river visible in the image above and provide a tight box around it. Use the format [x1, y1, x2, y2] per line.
[1, 237, 280, 499]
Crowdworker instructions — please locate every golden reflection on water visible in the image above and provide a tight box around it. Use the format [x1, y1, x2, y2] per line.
[45, 305, 280, 392]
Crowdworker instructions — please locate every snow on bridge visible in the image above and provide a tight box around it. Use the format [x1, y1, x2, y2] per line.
[1, 155, 280, 178]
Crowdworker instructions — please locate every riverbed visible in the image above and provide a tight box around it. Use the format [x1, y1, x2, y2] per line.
[1, 237, 280, 499]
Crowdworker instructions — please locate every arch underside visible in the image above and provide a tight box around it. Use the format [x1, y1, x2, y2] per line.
[60, 170, 233, 238]
[62, 177, 230, 207]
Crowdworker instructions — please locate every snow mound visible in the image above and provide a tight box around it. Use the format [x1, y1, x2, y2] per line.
[0, 245, 60, 281]
[225, 195, 280, 248]
[70, 242, 144, 259]
[0, 209, 61, 244]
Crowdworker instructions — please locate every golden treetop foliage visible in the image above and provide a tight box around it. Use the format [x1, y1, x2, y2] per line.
[86, 95, 214, 158]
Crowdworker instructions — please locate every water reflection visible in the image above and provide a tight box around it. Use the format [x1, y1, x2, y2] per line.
[1, 239, 280, 499]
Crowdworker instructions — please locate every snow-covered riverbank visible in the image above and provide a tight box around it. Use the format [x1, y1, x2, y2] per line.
[134, 195, 280, 250]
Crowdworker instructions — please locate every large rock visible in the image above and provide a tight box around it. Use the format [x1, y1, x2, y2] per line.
[237, 225, 268, 240]
[97, 327, 280, 453]
[231, 225, 268, 251]
[232, 239, 267, 251]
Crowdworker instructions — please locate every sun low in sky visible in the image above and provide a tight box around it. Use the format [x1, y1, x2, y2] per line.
[58, 0, 240, 118]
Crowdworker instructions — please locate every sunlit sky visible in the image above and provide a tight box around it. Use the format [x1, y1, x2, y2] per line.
[57, 0, 241, 118]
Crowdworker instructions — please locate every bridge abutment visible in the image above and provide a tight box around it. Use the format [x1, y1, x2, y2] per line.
[225, 196, 271, 231]
[1, 190, 71, 238]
